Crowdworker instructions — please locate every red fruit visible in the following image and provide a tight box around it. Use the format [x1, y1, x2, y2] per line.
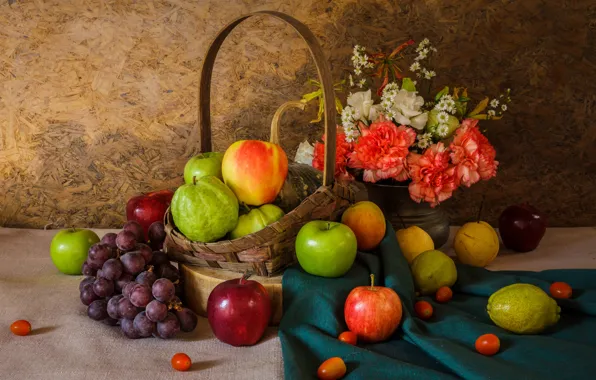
[338, 331, 357, 345]
[414, 301, 433, 319]
[344, 274, 402, 343]
[171, 353, 192, 371]
[317, 357, 346, 379]
[498, 203, 547, 253]
[126, 189, 174, 240]
[475, 333, 500, 356]
[435, 286, 453, 303]
[10, 320, 32, 336]
[207, 273, 271, 346]
[550, 282, 572, 299]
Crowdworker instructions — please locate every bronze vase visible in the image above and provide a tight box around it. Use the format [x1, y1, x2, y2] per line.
[363, 181, 451, 249]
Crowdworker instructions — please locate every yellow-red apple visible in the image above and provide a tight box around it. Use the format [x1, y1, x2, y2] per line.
[222, 140, 288, 206]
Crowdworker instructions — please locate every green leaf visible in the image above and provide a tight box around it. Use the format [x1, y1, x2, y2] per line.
[401, 77, 417, 92]
[435, 86, 449, 101]
[459, 97, 471, 102]
[301, 90, 322, 103]
[335, 97, 344, 114]
[468, 97, 489, 117]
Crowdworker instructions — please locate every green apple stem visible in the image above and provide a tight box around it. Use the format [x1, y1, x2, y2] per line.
[193, 175, 197, 185]
[477, 195, 486, 223]
[370, 274, 375, 290]
[71, 226, 76, 232]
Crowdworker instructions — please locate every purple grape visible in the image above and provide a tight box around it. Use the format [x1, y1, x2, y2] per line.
[148, 222, 166, 250]
[115, 273, 134, 293]
[80, 283, 100, 306]
[156, 312, 180, 339]
[156, 263, 180, 282]
[152, 278, 175, 303]
[101, 259, 123, 281]
[82, 261, 97, 276]
[175, 307, 198, 332]
[79, 277, 95, 292]
[93, 277, 114, 298]
[96, 269, 105, 278]
[123, 221, 145, 243]
[87, 299, 108, 321]
[120, 252, 146, 275]
[136, 270, 157, 288]
[121, 318, 141, 339]
[146, 300, 168, 322]
[88, 243, 115, 263]
[103, 317, 119, 326]
[150, 251, 169, 266]
[129, 283, 152, 308]
[122, 282, 136, 299]
[118, 297, 140, 320]
[116, 230, 137, 251]
[133, 311, 156, 337]
[107, 295, 123, 319]
[134, 243, 153, 264]
[100, 232, 118, 249]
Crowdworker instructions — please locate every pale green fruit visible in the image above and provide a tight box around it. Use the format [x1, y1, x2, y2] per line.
[171, 175, 239, 242]
[229, 204, 285, 239]
[183, 152, 224, 184]
[487, 283, 560, 334]
[410, 249, 457, 295]
[426, 109, 460, 138]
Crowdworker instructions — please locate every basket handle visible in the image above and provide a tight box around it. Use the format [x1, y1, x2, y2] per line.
[198, 11, 337, 186]
[269, 100, 306, 146]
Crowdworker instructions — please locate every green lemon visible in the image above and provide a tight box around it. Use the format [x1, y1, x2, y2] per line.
[487, 283, 560, 334]
[410, 249, 457, 295]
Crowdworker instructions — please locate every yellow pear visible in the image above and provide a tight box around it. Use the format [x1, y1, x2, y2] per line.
[396, 226, 434, 264]
[454, 221, 500, 267]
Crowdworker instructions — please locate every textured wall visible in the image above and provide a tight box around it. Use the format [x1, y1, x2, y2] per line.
[1, 0, 595, 228]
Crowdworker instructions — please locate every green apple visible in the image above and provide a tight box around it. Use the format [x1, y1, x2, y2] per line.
[295, 221, 358, 278]
[50, 228, 100, 275]
[183, 152, 224, 184]
[229, 204, 285, 239]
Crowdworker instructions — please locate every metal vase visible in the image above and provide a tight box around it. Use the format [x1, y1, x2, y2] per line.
[363, 182, 451, 249]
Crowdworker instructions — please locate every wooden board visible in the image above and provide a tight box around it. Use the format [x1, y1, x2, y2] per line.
[180, 264, 283, 326]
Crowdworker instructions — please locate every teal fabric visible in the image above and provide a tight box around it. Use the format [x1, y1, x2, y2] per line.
[279, 221, 596, 379]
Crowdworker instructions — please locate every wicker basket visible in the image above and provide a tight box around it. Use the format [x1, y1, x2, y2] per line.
[164, 11, 362, 277]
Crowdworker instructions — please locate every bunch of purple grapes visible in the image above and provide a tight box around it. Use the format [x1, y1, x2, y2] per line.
[79, 220, 198, 339]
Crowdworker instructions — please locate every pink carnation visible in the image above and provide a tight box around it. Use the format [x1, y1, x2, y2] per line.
[407, 142, 459, 207]
[348, 121, 416, 182]
[449, 119, 499, 187]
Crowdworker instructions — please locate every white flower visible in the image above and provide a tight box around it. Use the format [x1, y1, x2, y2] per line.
[347, 89, 379, 123]
[487, 110, 496, 118]
[343, 122, 360, 142]
[501, 104, 508, 111]
[424, 70, 436, 79]
[437, 111, 449, 124]
[348, 74, 354, 87]
[358, 79, 366, 88]
[422, 38, 430, 45]
[410, 62, 421, 72]
[294, 140, 315, 165]
[354, 68, 362, 76]
[384, 88, 428, 130]
[437, 124, 449, 137]
[490, 99, 499, 108]
[416, 49, 429, 61]
[383, 82, 400, 93]
[417, 132, 432, 149]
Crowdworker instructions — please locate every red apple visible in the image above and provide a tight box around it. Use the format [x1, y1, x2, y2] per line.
[207, 273, 271, 346]
[498, 203, 547, 252]
[344, 274, 402, 343]
[126, 189, 174, 240]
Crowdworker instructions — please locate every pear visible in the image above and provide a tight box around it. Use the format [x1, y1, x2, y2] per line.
[396, 226, 434, 264]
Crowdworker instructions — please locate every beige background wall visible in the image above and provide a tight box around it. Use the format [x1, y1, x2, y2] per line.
[1, 0, 595, 228]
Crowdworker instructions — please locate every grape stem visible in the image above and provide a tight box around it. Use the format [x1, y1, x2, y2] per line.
[147, 265, 154, 273]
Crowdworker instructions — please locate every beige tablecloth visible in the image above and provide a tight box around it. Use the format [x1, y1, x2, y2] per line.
[1, 226, 596, 379]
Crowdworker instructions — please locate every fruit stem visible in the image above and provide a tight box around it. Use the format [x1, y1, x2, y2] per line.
[370, 274, 375, 290]
[477, 195, 486, 223]
[327, 222, 331, 231]
[71, 226, 76, 232]
[240, 271, 252, 284]
[193, 175, 197, 185]
[147, 265, 154, 273]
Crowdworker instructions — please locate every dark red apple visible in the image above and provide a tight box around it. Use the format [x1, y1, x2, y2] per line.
[498, 203, 547, 252]
[126, 189, 174, 240]
[207, 273, 271, 347]
[344, 274, 402, 343]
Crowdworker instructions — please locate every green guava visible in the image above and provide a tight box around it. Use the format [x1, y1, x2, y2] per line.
[171, 175, 239, 242]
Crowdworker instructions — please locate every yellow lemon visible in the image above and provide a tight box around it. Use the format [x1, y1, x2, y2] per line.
[454, 221, 500, 267]
[410, 250, 457, 295]
[396, 226, 434, 264]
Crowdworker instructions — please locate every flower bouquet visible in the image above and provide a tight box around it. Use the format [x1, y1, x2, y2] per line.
[299, 39, 511, 207]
